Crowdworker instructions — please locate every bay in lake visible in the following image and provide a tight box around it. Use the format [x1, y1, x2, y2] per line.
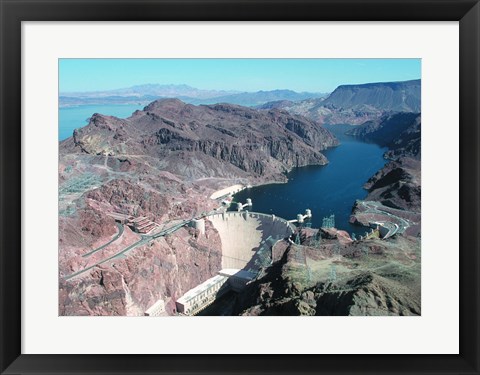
[232, 125, 388, 235]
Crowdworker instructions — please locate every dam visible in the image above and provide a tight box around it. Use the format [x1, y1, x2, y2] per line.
[173, 211, 295, 315]
[207, 211, 295, 272]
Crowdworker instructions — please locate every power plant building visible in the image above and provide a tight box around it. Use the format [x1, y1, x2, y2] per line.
[175, 274, 229, 315]
[219, 269, 256, 292]
[144, 299, 166, 316]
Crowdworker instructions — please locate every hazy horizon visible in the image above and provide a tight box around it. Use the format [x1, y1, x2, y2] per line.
[60, 79, 421, 96]
[60, 58, 421, 94]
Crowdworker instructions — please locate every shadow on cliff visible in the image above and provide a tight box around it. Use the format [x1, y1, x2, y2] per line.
[241, 214, 292, 274]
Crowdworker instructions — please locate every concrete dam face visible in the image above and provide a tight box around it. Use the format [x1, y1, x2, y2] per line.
[207, 212, 295, 272]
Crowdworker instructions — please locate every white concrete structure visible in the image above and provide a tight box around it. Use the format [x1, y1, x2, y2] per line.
[210, 184, 245, 200]
[207, 211, 294, 270]
[176, 269, 257, 315]
[191, 218, 206, 236]
[219, 268, 256, 292]
[175, 275, 229, 315]
[288, 209, 313, 224]
[236, 198, 253, 211]
[144, 299, 166, 316]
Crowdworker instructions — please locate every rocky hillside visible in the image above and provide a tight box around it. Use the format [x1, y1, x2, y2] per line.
[233, 232, 420, 316]
[347, 113, 421, 239]
[61, 99, 338, 182]
[346, 112, 421, 159]
[58, 156, 225, 315]
[362, 157, 421, 211]
[258, 79, 421, 125]
[345, 111, 421, 226]
[59, 220, 224, 316]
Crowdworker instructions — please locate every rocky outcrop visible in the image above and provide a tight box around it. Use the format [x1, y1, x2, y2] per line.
[346, 112, 421, 159]
[349, 156, 421, 238]
[86, 179, 170, 222]
[314, 272, 420, 316]
[234, 235, 421, 316]
[58, 206, 117, 250]
[63, 99, 338, 182]
[363, 157, 421, 212]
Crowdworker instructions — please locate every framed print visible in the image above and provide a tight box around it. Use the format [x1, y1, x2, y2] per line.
[1, 0, 479, 374]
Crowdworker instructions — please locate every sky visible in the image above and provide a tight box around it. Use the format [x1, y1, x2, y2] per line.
[59, 58, 421, 94]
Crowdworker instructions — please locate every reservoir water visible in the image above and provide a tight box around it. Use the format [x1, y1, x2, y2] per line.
[232, 125, 388, 235]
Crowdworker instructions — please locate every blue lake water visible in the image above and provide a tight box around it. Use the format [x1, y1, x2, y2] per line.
[59, 104, 144, 140]
[232, 125, 388, 235]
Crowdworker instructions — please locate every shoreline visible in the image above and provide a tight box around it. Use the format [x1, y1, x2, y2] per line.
[208, 159, 335, 200]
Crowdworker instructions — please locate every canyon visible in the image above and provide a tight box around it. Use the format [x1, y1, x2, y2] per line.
[59, 79, 421, 316]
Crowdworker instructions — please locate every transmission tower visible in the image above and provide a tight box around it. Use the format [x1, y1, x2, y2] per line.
[322, 214, 336, 228]
[295, 232, 301, 245]
[314, 231, 322, 247]
[328, 264, 337, 283]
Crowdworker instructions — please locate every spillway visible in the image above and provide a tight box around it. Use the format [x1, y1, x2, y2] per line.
[207, 211, 295, 271]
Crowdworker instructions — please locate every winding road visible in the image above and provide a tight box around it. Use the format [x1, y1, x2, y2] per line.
[64, 218, 194, 280]
[64, 206, 242, 281]
[357, 201, 414, 239]
[82, 222, 125, 258]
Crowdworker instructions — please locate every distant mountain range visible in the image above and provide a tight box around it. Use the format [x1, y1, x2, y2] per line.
[61, 79, 421, 127]
[185, 90, 327, 107]
[257, 79, 421, 125]
[63, 84, 239, 100]
[60, 84, 327, 108]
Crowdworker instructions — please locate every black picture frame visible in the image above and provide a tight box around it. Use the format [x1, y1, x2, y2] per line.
[1, 0, 479, 374]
